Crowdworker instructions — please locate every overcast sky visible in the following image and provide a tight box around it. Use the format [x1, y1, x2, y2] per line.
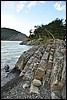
[1, 1, 66, 36]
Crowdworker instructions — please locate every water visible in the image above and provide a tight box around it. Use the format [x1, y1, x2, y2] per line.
[1, 41, 32, 86]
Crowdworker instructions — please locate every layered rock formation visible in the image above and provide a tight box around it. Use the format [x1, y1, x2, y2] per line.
[16, 39, 66, 99]
[1, 39, 66, 99]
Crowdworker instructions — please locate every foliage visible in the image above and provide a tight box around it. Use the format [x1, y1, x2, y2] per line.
[29, 18, 66, 40]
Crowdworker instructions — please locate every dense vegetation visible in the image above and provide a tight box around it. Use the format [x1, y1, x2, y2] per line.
[1, 28, 27, 41]
[29, 18, 66, 41]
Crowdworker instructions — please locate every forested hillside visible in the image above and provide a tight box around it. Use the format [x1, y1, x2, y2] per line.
[1, 28, 28, 41]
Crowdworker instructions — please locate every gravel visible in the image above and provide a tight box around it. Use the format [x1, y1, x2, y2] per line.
[1, 77, 51, 99]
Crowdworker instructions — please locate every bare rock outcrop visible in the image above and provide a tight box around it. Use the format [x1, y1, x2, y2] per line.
[1, 39, 66, 99]
[15, 39, 66, 99]
[15, 46, 39, 71]
[50, 39, 66, 99]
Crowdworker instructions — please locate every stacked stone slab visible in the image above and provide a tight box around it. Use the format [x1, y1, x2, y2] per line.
[47, 43, 55, 69]
[50, 39, 66, 99]
[20, 45, 46, 81]
[1, 39, 66, 99]
[13, 39, 66, 98]
[31, 43, 52, 88]
[29, 41, 56, 94]
[21, 45, 46, 94]
[42, 42, 55, 89]
[15, 46, 39, 71]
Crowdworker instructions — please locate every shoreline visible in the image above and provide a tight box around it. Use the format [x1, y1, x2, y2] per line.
[1, 39, 66, 99]
[1, 41, 33, 87]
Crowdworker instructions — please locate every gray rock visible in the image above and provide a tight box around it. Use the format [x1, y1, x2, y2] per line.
[15, 46, 39, 71]
[32, 79, 42, 87]
[49, 55, 53, 61]
[50, 39, 66, 98]
[23, 83, 29, 89]
[42, 51, 49, 60]
[38, 59, 47, 70]
[29, 83, 39, 94]
[4, 64, 9, 72]
[51, 92, 61, 99]
[1, 39, 66, 99]
[61, 84, 66, 99]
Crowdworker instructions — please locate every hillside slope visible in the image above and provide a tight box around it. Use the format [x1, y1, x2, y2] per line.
[1, 28, 28, 41]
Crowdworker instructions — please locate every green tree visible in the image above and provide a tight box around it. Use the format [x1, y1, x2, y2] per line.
[29, 18, 66, 40]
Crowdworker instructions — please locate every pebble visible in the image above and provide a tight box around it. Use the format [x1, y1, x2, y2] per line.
[23, 83, 29, 89]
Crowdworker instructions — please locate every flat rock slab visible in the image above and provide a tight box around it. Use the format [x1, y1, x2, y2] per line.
[51, 92, 61, 99]
[29, 83, 39, 94]
[32, 79, 41, 87]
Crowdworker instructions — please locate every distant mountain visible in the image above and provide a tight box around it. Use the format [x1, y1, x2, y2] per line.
[1, 28, 28, 41]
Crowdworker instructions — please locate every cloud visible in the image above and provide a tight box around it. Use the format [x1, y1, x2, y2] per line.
[1, 1, 14, 8]
[39, 1, 45, 4]
[16, 1, 25, 12]
[27, 1, 37, 9]
[25, 10, 29, 14]
[16, 1, 46, 12]
[53, 1, 65, 11]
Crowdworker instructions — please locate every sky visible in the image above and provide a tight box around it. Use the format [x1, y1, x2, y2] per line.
[1, 1, 66, 36]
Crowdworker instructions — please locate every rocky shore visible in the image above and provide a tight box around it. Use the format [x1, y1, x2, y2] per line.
[1, 39, 66, 99]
